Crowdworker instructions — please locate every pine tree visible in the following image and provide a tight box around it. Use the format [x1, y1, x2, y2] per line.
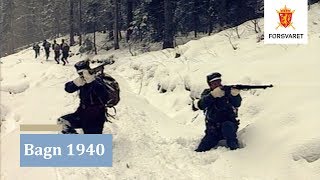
[1, 0, 15, 55]
[163, 0, 174, 49]
[114, 0, 120, 49]
[126, 0, 134, 41]
[79, 0, 83, 45]
[70, 0, 75, 46]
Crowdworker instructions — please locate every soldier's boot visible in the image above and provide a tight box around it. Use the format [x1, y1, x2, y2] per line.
[227, 139, 239, 150]
[57, 117, 78, 134]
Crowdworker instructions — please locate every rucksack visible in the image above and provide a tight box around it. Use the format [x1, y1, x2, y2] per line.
[98, 73, 120, 108]
[44, 42, 51, 49]
[53, 44, 60, 51]
[62, 43, 70, 52]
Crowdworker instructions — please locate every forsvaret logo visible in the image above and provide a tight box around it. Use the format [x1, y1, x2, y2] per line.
[276, 5, 295, 30]
[264, 0, 308, 44]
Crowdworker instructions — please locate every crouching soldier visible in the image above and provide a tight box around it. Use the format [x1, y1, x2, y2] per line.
[58, 60, 109, 134]
[193, 72, 242, 151]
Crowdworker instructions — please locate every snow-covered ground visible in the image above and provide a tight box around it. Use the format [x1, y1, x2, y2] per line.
[1, 4, 320, 180]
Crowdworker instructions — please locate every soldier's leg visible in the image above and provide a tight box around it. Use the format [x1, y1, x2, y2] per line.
[57, 113, 82, 134]
[82, 125, 104, 134]
[61, 54, 66, 65]
[62, 53, 68, 65]
[82, 114, 105, 134]
[62, 59, 66, 65]
[221, 121, 239, 150]
[65, 53, 69, 63]
[195, 126, 221, 152]
[57, 52, 60, 63]
[195, 134, 220, 152]
[46, 50, 49, 60]
[54, 52, 58, 63]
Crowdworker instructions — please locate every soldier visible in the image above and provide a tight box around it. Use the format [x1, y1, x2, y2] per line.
[32, 43, 40, 58]
[57, 60, 109, 134]
[42, 40, 51, 60]
[60, 39, 70, 65]
[52, 40, 61, 64]
[193, 72, 242, 151]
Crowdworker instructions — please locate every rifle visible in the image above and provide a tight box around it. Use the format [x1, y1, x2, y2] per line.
[222, 84, 273, 94]
[89, 59, 115, 74]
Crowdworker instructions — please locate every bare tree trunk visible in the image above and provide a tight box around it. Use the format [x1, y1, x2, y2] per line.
[193, 0, 199, 38]
[126, 0, 133, 42]
[251, 19, 261, 33]
[7, 1, 15, 54]
[107, 13, 114, 41]
[163, 0, 174, 49]
[79, 0, 82, 46]
[114, 0, 120, 49]
[94, 22, 97, 54]
[70, 0, 75, 46]
[0, 0, 4, 56]
[217, 0, 227, 31]
[224, 31, 238, 50]
[206, 0, 213, 36]
[53, 1, 61, 38]
[235, 27, 240, 38]
[118, 30, 122, 40]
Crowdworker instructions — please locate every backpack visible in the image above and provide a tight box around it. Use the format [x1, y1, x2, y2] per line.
[62, 43, 70, 52]
[44, 42, 51, 49]
[98, 73, 120, 108]
[53, 44, 60, 51]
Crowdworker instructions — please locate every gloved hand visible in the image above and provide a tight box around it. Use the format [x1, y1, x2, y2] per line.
[73, 77, 86, 87]
[210, 87, 225, 98]
[231, 88, 240, 96]
[82, 70, 95, 83]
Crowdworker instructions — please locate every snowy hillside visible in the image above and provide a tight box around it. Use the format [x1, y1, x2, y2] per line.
[1, 4, 320, 180]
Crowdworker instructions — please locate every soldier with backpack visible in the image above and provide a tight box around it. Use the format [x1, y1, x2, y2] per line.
[42, 40, 51, 60]
[57, 60, 111, 134]
[60, 39, 70, 65]
[52, 40, 61, 64]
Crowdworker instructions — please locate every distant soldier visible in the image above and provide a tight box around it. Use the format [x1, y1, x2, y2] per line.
[52, 40, 61, 64]
[60, 39, 70, 65]
[42, 40, 51, 60]
[32, 43, 40, 58]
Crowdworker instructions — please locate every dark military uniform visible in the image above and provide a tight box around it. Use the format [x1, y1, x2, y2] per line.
[42, 40, 51, 60]
[60, 41, 69, 65]
[32, 44, 40, 58]
[195, 88, 242, 151]
[52, 42, 61, 64]
[58, 61, 109, 134]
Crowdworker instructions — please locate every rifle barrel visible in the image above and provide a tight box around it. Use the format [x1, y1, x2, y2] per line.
[90, 60, 114, 74]
[224, 84, 273, 90]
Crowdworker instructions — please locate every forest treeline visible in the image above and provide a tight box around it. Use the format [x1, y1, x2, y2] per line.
[0, 0, 319, 57]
